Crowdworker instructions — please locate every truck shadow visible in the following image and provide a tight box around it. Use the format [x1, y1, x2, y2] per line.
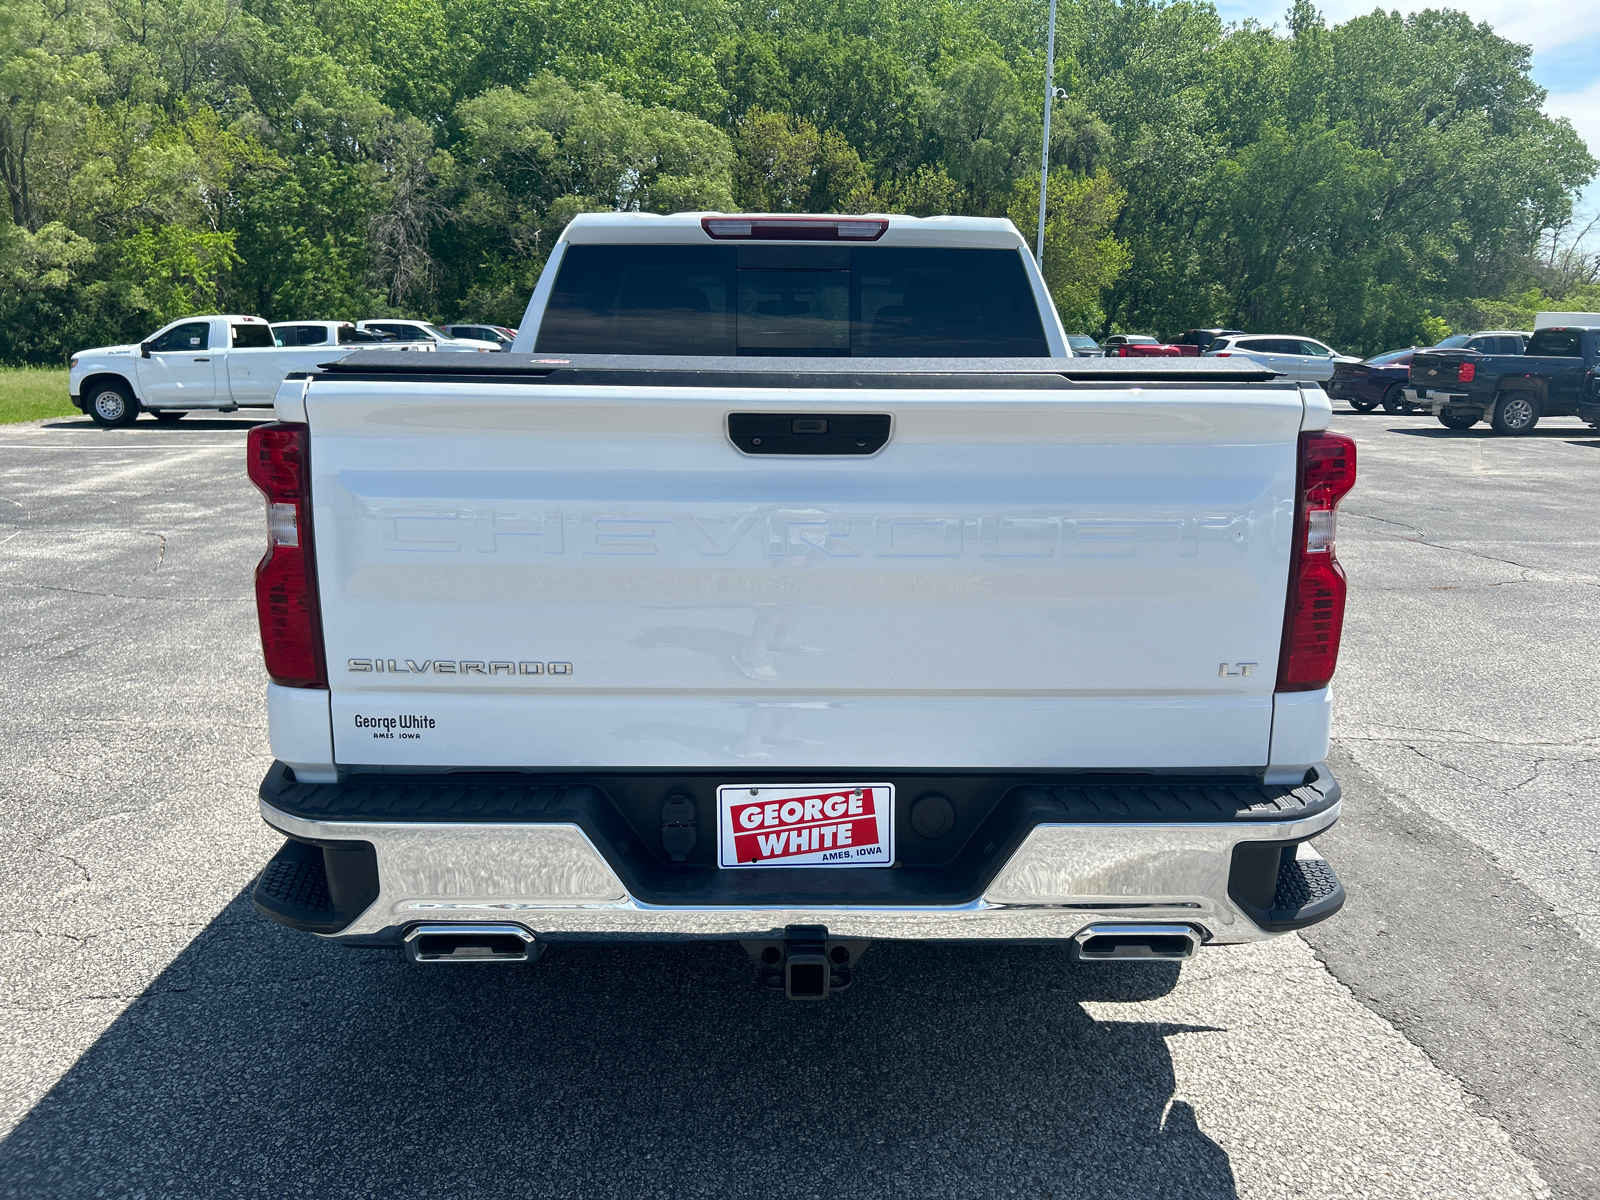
[40, 416, 271, 431]
[0, 895, 1238, 1200]
[1387, 425, 1591, 438]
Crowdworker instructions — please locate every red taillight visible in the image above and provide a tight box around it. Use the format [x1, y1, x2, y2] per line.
[1278, 431, 1356, 692]
[701, 216, 888, 241]
[247, 423, 326, 688]
[1458, 362, 1476, 382]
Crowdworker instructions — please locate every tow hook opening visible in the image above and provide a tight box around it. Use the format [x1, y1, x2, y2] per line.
[1072, 924, 1200, 962]
[741, 926, 869, 999]
[404, 923, 541, 964]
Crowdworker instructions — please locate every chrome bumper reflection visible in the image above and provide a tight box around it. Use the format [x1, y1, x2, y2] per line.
[260, 799, 1340, 945]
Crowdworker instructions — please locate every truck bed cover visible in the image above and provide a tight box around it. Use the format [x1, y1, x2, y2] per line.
[305, 351, 1282, 387]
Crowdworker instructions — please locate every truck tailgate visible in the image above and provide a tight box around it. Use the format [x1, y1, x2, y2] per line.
[306, 378, 1306, 770]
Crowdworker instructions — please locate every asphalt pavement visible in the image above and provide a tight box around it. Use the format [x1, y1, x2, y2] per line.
[0, 407, 1596, 1199]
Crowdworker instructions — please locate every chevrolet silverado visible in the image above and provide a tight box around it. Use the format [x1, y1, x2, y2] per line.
[246, 213, 1353, 998]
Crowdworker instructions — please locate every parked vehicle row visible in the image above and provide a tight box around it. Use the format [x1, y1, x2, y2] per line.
[1406, 322, 1600, 434]
[1326, 330, 1532, 415]
[356, 320, 506, 352]
[1067, 329, 1357, 384]
[444, 323, 518, 349]
[1177, 316, 1600, 438]
[68, 315, 515, 425]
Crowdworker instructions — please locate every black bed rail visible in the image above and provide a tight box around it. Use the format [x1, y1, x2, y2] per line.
[300, 351, 1283, 389]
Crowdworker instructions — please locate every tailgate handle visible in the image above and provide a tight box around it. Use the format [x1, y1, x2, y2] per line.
[728, 413, 890, 455]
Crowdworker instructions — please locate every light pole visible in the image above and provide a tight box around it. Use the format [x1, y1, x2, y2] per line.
[1036, 0, 1062, 266]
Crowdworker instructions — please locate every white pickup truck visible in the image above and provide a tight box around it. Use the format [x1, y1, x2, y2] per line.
[67, 314, 433, 426]
[247, 213, 1354, 998]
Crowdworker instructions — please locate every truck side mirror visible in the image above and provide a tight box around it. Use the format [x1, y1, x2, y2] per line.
[140, 342, 153, 358]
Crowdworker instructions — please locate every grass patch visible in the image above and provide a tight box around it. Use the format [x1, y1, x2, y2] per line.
[0, 367, 77, 424]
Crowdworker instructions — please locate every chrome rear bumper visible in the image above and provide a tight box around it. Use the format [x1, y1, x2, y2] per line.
[260, 794, 1341, 946]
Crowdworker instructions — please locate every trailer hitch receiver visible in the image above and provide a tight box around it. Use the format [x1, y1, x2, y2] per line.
[741, 926, 869, 1000]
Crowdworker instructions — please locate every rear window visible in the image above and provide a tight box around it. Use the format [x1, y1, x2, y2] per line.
[274, 325, 328, 346]
[1368, 349, 1411, 365]
[535, 245, 1050, 357]
[1526, 329, 1584, 357]
[367, 322, 429, 340]
[231, 323, 276, 349]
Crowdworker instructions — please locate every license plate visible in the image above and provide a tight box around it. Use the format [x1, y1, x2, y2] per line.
[717, 783, 894, 869]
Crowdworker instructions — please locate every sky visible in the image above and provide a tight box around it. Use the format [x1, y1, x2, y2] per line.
[1214, 0, 1600, 221]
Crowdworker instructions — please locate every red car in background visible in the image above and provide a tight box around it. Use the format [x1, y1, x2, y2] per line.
[1102, 334, 1183, 358]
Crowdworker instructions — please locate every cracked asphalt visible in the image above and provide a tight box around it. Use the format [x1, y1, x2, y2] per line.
[0, 408, 1597, 1199]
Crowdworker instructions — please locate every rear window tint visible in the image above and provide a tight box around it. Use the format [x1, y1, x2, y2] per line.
[536, 245, 1050, 357]
[367, 323, 424, 340]
[275, 325, 328, 346]
[1527, 330, 1584, 357]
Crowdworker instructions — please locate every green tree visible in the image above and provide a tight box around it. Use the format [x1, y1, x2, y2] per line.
[732, 107, 877, 212]
[928, 54, 1037, 211]
[1008, 167, 1130, 331]
[0, 0, 108, 230]
[110, 223, 239, 317]
[441, 74, 736, 322]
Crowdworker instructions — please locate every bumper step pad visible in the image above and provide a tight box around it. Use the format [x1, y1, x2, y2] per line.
[252, 837, 380, 935]
[257, 844, 333, 914]
[1227, 837, 1346, 934]
[1270, 849, 1346, 928]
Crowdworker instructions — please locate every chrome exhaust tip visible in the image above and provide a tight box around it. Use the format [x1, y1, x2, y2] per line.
[1072, 923, 1200, 962]
[404, 923, 540, 964]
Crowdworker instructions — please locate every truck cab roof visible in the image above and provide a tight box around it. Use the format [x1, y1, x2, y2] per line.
[558, 211, 1030, 251]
